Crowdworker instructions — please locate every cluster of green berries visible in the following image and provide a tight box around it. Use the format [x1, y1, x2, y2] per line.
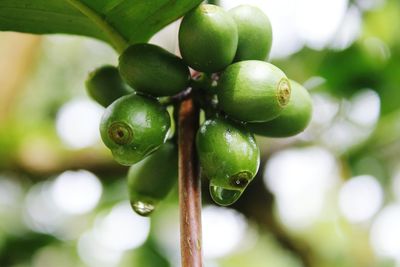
[85, 4, 313, 216]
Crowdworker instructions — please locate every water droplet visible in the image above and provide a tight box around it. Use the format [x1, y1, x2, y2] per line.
[209, 184, 243, 206]
[130, 200, 155, 216]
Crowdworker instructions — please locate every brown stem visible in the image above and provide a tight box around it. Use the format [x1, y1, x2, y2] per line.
[178, 97, 202, 267]
[0, 33, 41, 123]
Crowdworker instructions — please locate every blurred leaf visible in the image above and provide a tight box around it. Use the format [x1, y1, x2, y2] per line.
[125, 241, 170, 267]
[318, 44, 386, 97]
[363, 0, 400, 46]
[0, 232, 56, 266]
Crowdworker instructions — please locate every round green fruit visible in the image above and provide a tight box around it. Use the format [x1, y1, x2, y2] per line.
[100, 94, 170, 165]
[119, 43, 190, 97]
[128, 142, 177, 216]
[196, 117, 260, 205]
[247, 80, 313, 137]
[229, 5, 273, 61]
[217, 60, 291, 122]
[85, 65, 133, 107]
[179, 4, 238, 73]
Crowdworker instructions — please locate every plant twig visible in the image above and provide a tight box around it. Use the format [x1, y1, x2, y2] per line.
[178, 97, 202, 267]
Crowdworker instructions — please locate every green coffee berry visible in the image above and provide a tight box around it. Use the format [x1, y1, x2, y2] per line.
[119, 43, 190, 97]
[85, 65, 133, 107]
[100, 94, 170, 165]
[229, 5, 273, 61]
[128, 142, 177, 216]
[196, 117, 260, 206]
[217, 60, 291, 122]
[247, 80, 313, 137]
[179, 4, 238, 73]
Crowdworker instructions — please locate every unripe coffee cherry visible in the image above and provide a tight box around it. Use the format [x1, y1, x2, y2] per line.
[229, 5, 273, 61]
[196, 117, 260, 206]
[85, 65, 133, 107]
[100, 94, 170, 165]
[247, 80, 313, 137]
[128, 142, 177, 216]
[179, 4, 238, 73]
[119, 43, 190, 97]
[217, 60, 291, 122]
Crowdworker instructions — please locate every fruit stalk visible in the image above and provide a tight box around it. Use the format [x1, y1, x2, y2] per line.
[178, 97, 202, 267]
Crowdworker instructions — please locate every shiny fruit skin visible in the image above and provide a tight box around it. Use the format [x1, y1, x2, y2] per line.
[196, 117, 260, 190]
[85, 65, 133, 107]
[179, 4, 238, 73]
[119, 43, 190, 97]
[127, 142, 177, 213]
[217, 60, 291, 122]
[247, 80, 313, 137]
[100, 94, 170, 165]
[229, 5, 273, 61]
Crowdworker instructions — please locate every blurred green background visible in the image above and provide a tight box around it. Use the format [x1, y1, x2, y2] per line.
[0, 0, 399, 266]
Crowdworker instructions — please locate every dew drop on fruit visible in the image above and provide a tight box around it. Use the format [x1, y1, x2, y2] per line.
[209, 184, 243, 206]
[130, 200, 155, 216]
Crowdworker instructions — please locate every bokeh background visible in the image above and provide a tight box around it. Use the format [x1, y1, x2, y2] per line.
[0, 0, 399, 266]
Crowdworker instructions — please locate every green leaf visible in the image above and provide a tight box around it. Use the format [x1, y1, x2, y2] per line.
[0, 0, 202, 52]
